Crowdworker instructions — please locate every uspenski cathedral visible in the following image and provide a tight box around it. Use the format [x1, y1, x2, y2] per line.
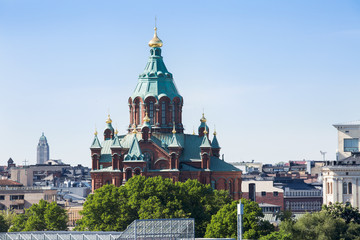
[90, 28, 242, 199]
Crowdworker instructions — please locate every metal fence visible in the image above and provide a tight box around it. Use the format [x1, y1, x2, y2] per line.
[0, 218, 195, 240]
[117, 218, 195, 240]
[0, 231, 121, 240]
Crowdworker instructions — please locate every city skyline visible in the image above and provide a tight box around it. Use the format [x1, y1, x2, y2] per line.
[1, 1, 360, 167]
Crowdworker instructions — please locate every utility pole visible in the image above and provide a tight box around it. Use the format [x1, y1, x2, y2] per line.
[237, 203, 244, 240]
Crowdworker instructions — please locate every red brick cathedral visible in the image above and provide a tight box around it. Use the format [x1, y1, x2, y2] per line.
[90, 28, 242, 199]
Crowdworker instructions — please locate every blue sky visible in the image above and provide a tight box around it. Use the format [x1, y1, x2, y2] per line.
[0, 1, 359, 167]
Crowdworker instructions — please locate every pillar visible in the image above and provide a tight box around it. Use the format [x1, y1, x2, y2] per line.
[338, 178, 343, 203]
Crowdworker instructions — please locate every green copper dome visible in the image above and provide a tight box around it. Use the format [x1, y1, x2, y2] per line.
[131, 47, 182, 102]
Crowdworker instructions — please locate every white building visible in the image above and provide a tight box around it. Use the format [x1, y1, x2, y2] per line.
[322, 155, 360, 207]
[333, 121, 360, 161]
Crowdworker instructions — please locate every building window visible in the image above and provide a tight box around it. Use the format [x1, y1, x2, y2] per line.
[261, 191, 266, 196]
[0, 196, 4, 201]
[343, 182, 348, 194]
[149, 101, 154, 125]
[211, 181, 216, 190]
[161, 102, 166, 125]
[273, 191, 279, 197]
[249, 183, 256, 202]
[344, 139, 358, 152]
[349, 182, 353, 194]
[10, 195, 24, 201]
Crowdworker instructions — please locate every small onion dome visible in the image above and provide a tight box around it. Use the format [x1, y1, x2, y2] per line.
[132, 124, 138, 134]
[172, 124, 177, 134]
[143, 112, 150, 123]
[200, 113, 206, 123]
[148, 27, 163, 48]
[106, 114, 112, 124]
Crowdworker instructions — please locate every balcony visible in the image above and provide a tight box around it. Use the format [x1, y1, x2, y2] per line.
[12, 199, 24, 204]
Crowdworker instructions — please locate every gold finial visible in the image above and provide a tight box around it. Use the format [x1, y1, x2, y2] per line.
[148, 21, 163, 48]
[192, 126, 195, 135]
[132, 124, 138, 134]
[115, 128, 119, 135]
[213, 125, 217, 136]
[172, 122, 176, 134]
[94, 129, 98, 136]
[143, 112, 150, 123]
[203, 128, 208, 135]
[106, 114, 112, 124]
[200, 113, 207, 123]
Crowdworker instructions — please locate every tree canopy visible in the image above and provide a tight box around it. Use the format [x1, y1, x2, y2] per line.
[9, 200, 68, 232]
[261, 203, 360, 240]
[204, 198, 274, 239]
[75, 176, 231, 237]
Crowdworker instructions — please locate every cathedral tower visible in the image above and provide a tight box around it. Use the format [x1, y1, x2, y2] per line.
[37, 132, 49, 164]
[128, 27, 183, 134]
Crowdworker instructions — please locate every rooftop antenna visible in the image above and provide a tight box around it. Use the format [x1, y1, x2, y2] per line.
[23, 159, 28, 166]
[320, 151, 327, 161]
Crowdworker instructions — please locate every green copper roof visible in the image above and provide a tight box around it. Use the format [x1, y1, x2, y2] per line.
[211, 135, 220, 149]
[200, 134, 211, 148]
[210, 157, 241, 172]
[198, 122, 209, 132]
[168, 133, 182, 148]
[90, 135, 101, 149]
[124, 135, 144, 160]
[131, 47, 182, 102]
[111, 135, 122, 148]
[105, 122, 114, 131]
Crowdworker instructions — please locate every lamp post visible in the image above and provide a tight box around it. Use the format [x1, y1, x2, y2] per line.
[237, 203, 244, 240]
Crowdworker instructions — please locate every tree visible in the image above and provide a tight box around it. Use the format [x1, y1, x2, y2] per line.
[0, 214, 8, 232]
[75, 176, 231, 237]
[259, 229, 292, 240]
[280, 211, 347, 240]
[9, 200, 68, 232]
[0, 210, 17, 232]
[323, 202, 360, 224]
[204, 198, 274, 239]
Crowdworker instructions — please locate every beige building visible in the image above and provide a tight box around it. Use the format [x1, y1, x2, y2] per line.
[333, 121, 360, 161]
[0, 179, 57, 213]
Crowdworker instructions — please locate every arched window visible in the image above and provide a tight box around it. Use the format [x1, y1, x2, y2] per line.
[343, 182, 348, 194]
[126, 169, 132, 181]
[134, 169, 141, 175]
[349, 182, 352, 194]
[149, 101, 154, 125]
[161, 101, 166, 125]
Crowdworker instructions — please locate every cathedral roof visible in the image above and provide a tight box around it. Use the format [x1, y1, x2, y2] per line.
[97, 132, 239, 172]
[124, 135, 144, 160]
[111, 135, 122, 148]
[200, 134, 212, 148]
[131, 29, 182, 102]
[90, 135, 101, 149]
[211, 134, 220, 149]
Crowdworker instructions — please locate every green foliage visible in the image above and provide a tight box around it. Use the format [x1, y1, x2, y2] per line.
[323, 202, 360, 224]
[275, 210, 294, 222]
[0, 210, 17, 232]
[204, 198, 274, 239]
[75, 176, 231, 237]
[259, 229, 292, 240]
[0, 214, 8, 232]
[9, 200, 68, 232]
[279, 211, 348, 240]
